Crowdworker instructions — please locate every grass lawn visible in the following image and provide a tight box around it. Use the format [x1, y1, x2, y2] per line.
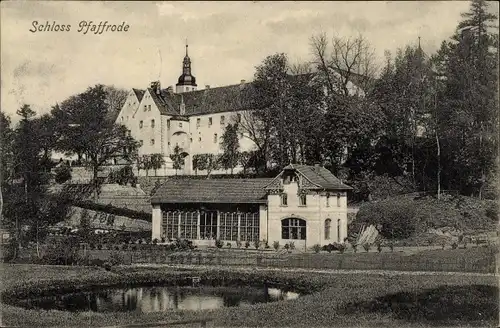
[0, 264, 498, 327]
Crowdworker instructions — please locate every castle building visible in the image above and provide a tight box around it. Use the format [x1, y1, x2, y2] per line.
[116, 44, 366, 176]
[151, 164, 352, 248]
[116, 44, 255, 176]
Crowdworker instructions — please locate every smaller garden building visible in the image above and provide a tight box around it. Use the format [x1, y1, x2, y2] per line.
[151, 164, 352, 249]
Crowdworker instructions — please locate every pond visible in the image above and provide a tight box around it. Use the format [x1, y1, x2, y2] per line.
[17, 285, 300, 313]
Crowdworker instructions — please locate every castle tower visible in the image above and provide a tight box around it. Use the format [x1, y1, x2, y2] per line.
[175, 43, 197, 94]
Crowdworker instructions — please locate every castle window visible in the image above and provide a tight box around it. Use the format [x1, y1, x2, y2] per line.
[196, 118, 200, 128]
[326, 194, 330, 207]
[280, 193, 288, 206]
[213, 133, 218, 143]
[139, 140, 143, 146]
[299, 194, 307, 206]
[237, 113, 241, 122]
[190, 138, 193, 142]
[139, 120, 143, 129]
[198, 137, 201, 142]
[167, 120, 170, 129]
[148, 105, 151, 111]
[337, 193, 341, 207]
[281, 218, 306, 240]
[150, 139, 155, 145]
[151, 119, 155, 128]
[220, 115, 225, 125]
[325, 219, 332, 240]
[144, 105, 147, 111]
[209, 117, 212, 126]
[168, 142, 170, 146]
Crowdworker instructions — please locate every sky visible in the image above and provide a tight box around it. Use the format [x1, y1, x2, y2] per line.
[1, 1, 498, 120]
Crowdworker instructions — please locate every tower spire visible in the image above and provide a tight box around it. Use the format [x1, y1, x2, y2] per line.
[185, 38, 188, 56]
[418, 36, 421, 50]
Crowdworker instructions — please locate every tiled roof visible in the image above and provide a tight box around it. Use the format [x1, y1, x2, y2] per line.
[132, 89, 145, 102]
[266, 164, 352, 191]
[148, 88, 179, 115]
[151, 178, 273, 204]
[174, 83, 255, 116]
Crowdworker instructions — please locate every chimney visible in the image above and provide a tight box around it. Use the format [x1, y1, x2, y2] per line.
[205, 85, 210, 89]
[156, 81, 161, 95]
[240, 79, 246, 84]
[167, 86, 174, 96]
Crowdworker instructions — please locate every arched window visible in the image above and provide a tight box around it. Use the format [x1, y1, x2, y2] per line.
[281, 218, 306, 240]
[325, 219, 331, 240]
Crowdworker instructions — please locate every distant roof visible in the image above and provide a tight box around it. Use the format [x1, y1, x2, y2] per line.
[174, 83, 254, 116]
[140, 70, 370, 117]
[132, 89, 145, 102]
[266, 164, 352, 191]
[148, 88, 180, 115]
[151, 178, 273, 204]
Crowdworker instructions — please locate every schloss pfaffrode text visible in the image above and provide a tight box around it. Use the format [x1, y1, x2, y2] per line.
[30, 21, 130, 35]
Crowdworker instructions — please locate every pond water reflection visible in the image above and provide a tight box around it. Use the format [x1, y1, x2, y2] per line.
[19, 285, 300, 313]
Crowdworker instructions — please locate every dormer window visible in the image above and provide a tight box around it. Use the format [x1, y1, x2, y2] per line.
[144, 105, 147, 111]
[237, 113, 241, 122]
[139, 120, 143, 129]
[151, 119, 155, 128]
[299, 194, 307, 206]
[209, 117, 212, 126]
[148, 105, 151, 111]
[196, 118, 201, 127]
[337, 193, 341, 207]
[326, 193, 330, 207]
[220, 115, 225, 125]
[280, 193, 288, 206]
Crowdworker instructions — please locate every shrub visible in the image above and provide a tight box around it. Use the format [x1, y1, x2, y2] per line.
[355, 198, 417, 239]
[131, 245, 137, 251]
[161, 237, 166, 243]
[362, 243, 371, 252]
[289, 241, 295, 250]
[376, 242, 382, 253]
[152, 238, 158, 245]
[236, 240, 242, 248]
[441, 241, 446, 250]
[352, 243, 358, 253]
[54, 164, 72, 184]
[338, 243, 346, 254]
[388, 242, 395, 252]
[451, 242, 458, 249]
[254, 240, 260, 249]
[114, 246, 120, 251]
[97, 244, 103, 250]
[226, 242, 232, 248]
[109, 251, 124, 266]
[122, 244, 128, 251]
[312, 244, 321, 253]
[40, 236, 82, 265]
[273, 241, 280, 251]
[215, 239, 223, 249]
[264, 240, 270, 249]
[245, 241, 250, 249]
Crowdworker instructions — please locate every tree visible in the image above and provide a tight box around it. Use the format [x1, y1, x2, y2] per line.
[430, 0, 498, 197]
[104, 85, 128, 115]
[219, 123, 240, 175]
[55, 85, 140, 199]
[170, 146, 184, 175]
[149, 153, 166, 176]
[194, 153, 220, 178]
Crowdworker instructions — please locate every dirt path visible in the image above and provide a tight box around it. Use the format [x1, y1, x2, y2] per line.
[131, 263, 497, 277]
